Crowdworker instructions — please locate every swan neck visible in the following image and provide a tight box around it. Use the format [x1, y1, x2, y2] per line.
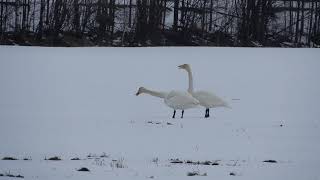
[143, 89, 166, 98]
[186, 68, 194, 93]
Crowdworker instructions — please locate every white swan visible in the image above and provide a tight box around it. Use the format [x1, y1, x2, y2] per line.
[136, 87, 199, 118]
[178, 64, 230, 118]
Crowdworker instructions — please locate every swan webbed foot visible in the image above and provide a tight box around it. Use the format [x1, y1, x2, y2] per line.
[172, 110, 176, 118]
[181, 110, 184, 118]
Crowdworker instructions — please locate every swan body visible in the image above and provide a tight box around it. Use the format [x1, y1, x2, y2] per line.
[136, 87, 199, 118]
[178, 64, 230, 118]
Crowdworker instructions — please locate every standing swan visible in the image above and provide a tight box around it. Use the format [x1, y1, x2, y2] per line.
[136, 87, 199, 118]
[178, 64, 230, 118]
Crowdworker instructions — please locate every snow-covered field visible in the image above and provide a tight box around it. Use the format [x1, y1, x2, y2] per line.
[0, 46, 320, 180]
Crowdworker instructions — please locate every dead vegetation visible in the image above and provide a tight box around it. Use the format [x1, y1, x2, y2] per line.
[170, 159, 220, 166]
[2, 157, 18, 160]
[45, 156, 62, 161]
[0, 172, 24, 178]
[263, 160, 277, 163]
[77, 167, 90, 172]
[110, 158, 127, 168]
[187, 171, 207, 176]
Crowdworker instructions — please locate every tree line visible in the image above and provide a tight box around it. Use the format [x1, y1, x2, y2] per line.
[0, 0, 319, 47]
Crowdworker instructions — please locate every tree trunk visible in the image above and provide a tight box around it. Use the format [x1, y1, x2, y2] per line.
[284, 0, 286, 36]
[295, 0, 300, 45]
[46, 0, 49, 25]
[15, 0, 19, 32]
[111, 0, 115, 38]
[299, 0, 305, 43]
[209, 0, 213, 31]
[315, 2, 319, 35]
[38, 0, 45, 39]
[289, 0, 293, 40]
[201, 0, 207, 35]
[173, 0, 179, 31]
[180, 0, 184, 26]
[73, 0, 80, 33]
[308, 0, 314, 46]
[0, 0, 3, 34]
[26, 0, 30, 31]
[162, 0, 166, 29]
[129, 0, 132, 28]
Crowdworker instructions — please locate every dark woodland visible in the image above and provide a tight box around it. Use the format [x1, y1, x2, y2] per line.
[0, 0, 319, 47]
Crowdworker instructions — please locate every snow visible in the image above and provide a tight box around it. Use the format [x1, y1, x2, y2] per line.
[0, 46, 320, 180]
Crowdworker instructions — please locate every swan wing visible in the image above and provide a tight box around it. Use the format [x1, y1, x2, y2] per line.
[165, 90, 181, 100]
[165, 91, 199, 110]
[158, 91, 169, 98]
[193, 91, 230, 108]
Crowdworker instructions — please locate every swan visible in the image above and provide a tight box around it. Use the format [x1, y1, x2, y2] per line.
[136, 87, 199, 118]
[178, 64, 230, 118]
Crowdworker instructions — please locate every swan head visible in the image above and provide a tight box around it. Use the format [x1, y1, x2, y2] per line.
[136, 87, 147, 96]
[178, 64, 191, 71]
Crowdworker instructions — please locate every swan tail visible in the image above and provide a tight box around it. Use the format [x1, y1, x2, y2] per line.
[225, 104, 232, 109]
[223, 102, 232, 109]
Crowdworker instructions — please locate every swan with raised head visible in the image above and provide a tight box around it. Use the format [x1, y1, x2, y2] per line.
[136, 87, 199, 118]
[178, 64, 230, 118]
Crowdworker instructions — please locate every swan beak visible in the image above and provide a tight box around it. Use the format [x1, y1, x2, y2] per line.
[135, 92, 140, 96]
[178, 65, 183, 69]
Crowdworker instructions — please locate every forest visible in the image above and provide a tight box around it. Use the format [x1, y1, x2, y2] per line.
[0, 0, 319, 47]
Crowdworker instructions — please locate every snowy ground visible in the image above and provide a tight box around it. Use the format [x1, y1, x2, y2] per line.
[0, 46, 320, 180]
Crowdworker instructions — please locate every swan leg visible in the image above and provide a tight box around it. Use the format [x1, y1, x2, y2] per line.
[172, 110, 176, 118]
[205, 108, 210, 118]
[181, 110, 184, 119]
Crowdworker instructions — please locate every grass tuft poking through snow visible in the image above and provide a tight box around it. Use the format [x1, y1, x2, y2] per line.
[170, 159, 183, 164]
[110, 158, 127, 168]
[45, 156, 62, 161]
[100, 152, 109, 158]
[23, 157, 31, 161]
[263, 160, 277, 163]
[151, 157, 159, 166]
[173, 159, 220, 166]
[2, 157, 18, 160]
[16, 175, 24, 178]
[1, 172, 24, 178]
[87, 153, 98, 159]
[187, 171, 207, 176]
[77, 167, 90, 172]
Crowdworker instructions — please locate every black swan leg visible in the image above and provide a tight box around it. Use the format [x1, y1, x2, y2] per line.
[205, 108, 210, 118]
[172, 110, 176, 118]
[181, 110, 184, 118]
